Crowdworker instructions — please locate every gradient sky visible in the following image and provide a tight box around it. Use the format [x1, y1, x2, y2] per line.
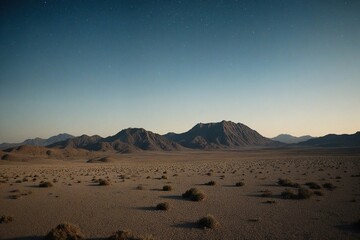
[1, 0, 360, 143]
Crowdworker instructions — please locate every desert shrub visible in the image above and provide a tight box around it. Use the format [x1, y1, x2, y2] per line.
[39, 182, 53, 188]
[297, 188, 313, 199]
[182, 188, 206, 201]
[205, 181, 216, 186]
[156, 202, 170, 211]
[162, 185, 172, 191]
[136, 185, 144, 190]
[0, 215, 14, 223]
[278, 178, 300, 188]
[46, 223, 85, 240]
[197, 214, 220, 229]
[313, 190, 324, 196]
[108, 230, 154, 240]
[323, 182, 336, 190]
[98, 179, 110, 186]
[281, 189, 296, 199]
[235, 182, 244, 187]
[161, 175, 167, 179]
[305, 182, 321, 189]
[261, 190, 273, 197]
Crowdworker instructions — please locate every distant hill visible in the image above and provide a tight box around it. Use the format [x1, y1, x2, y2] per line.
[164, 120, 280, 149]
[0, 133, 74, 150]
[272, 134, 313, 144]
[297, 132, 360, 147]
[48, 128, 183, 153]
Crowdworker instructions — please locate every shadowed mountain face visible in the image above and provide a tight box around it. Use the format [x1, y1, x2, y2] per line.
[49, 129, 183, 153]
[272, 134, 313, 144]
[298, 132, 360, 147]
[0, 133, 74, 150]
[105, 128, 183, 152]
[164, 120, 279, 149]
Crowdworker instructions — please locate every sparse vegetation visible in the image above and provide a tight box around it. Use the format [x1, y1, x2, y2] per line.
[162, 185, 172, 191]
[205, 180, 216, 186]
[156, 202, 170, 211]
[278, 178, 300, 188]
[197, 214, 220, 229]
[323, 182, 336, 190]
[305, 182, 321, 189]
[281, 188, 312, 199]
[182, 188, 206, 201]
[108, 229, 154, 240]
[39, 182, 53, 188]
[98, 179, 110, 186]
[46, 223, 85, 240]
[235, 181, 244, 187]
[0, 215, 14, 223]
[261, 190, 273, 197]
[136, 185, 144, 190]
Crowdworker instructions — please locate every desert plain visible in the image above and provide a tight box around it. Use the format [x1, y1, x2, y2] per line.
[0, 148, 359, 240]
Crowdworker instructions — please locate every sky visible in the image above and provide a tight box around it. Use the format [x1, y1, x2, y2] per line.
[0, 0, 360, 143]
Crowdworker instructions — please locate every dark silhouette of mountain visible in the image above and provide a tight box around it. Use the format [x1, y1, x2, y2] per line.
[48, 134, 103, 150]
[272, 134, 313, 144]
[164, 120, 279, 149]
[104, 128, 183, 152]
[48, 128, 183, 153]
[0, 133, 74, 150]
[297, 132, 360, 147]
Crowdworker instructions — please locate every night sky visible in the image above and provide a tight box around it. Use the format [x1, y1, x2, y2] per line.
[1, 0, 360, 142]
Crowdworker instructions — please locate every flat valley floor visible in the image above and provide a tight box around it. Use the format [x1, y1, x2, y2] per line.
[0, 148, 359, 240]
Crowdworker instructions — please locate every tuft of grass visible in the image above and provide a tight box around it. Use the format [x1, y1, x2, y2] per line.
[0, 215, 14, 224]
[235, 182, 244, 187]
[156, 202, 170, 211]
[278, 178, 300, 188]
[162, 185, 172, 191]
[205, 181, 216, 186]
[98, 179, 110, 186]
[108, 229, 154, 240]
[161, 175, 167, 179]
[39, 182, 53, 188]
[197, 214, 220, 229]
[182, 188, 206, 201]
[323, 182, 336, 190]
[136, 185, 144, 190]
[281, 189, 297, 199]
[305, 182, 321, 189]
[297, 188, 313, 199]
[314, 190, 324, 196]
[46, 223, 85, 240]
[261, 190, 273, 197]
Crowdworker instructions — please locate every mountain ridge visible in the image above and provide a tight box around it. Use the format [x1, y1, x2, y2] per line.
[272, 134, 313, 144]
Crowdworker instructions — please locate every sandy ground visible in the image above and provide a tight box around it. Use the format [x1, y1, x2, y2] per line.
[0, 148, 359, 240]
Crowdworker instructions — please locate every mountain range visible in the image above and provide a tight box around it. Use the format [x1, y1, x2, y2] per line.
[271, 134, 313, 144]
[1, 121, 359, 156]
[0, 133, 74, 150]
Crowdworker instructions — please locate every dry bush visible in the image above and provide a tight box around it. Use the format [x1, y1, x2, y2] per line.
[98, 179, 110, 186]
[0, 215, 14, 223]
[281, 189, 297, 199]
[39, 182, 53, 188]
[156, 202, 170, 211]
[205, 181, 216, 186]
[136, 185, 144, 190]
[197, 214, 220, 229]
[305, 182, 321, 189]
[182, 188, 206, 201]
[46, 223, 85, 240]
[323, 182, 336, 190]
[278, 178, 300, 188]
[108, 229, 154, 240]
[297, 188, 313, 199]
[162, 185, 172, 191]
[261, 190, 273, 197]
[235, 182, 244, 187]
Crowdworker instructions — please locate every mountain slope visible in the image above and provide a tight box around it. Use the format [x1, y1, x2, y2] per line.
[0, 133, 74, 150]
[272, 134, 313, 144]
[48, 134, 103, 150]
[105, 128, 183, 152]
[297, 132, 360, 147]
[165, 120, 279, 149]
